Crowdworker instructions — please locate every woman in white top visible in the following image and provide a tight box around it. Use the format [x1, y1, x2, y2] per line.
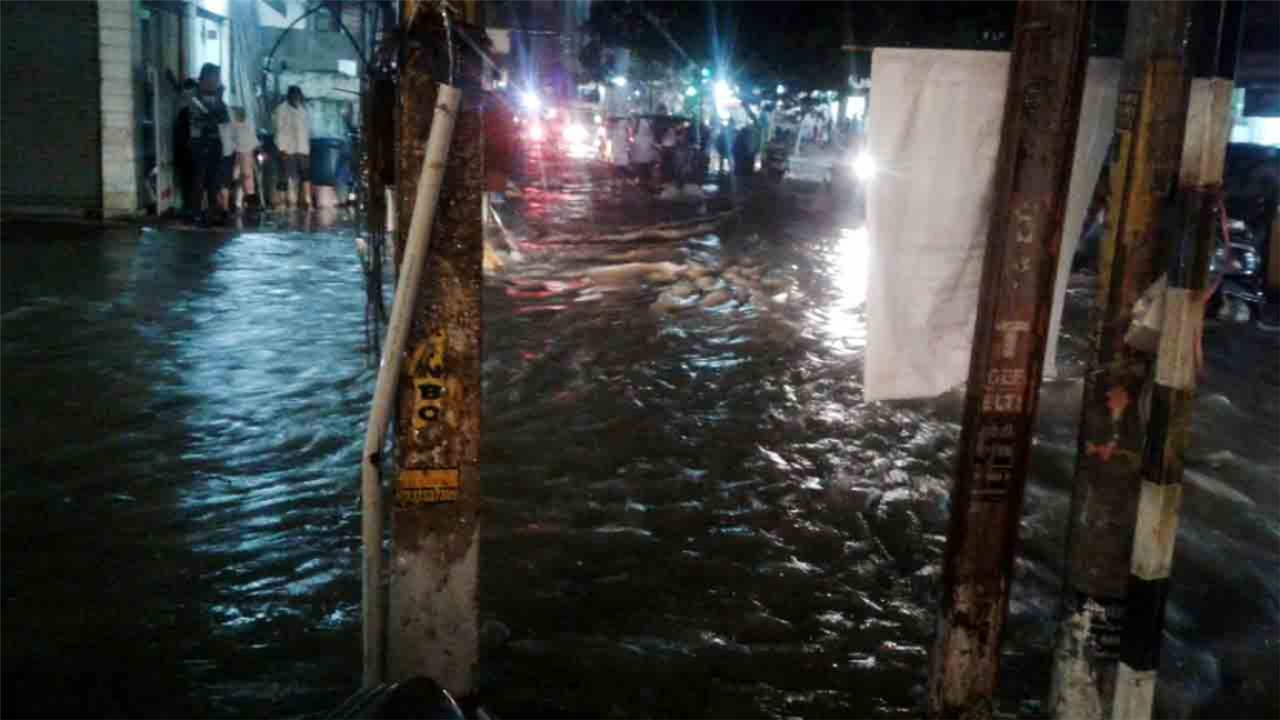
[229, 108, 259, 208]
[273, 86, 312, 209]
[631, 117, 658, 188]
[607, 118, 630, 177]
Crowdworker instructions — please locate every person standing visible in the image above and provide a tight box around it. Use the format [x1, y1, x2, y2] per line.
[715, 122, 733, 176]
[631, 116, 658, 190]
[189, 64, 230, 223]
[273, 85, 312, 210]
[173, 78, 198, 215]
[659, 121, 678, 188]
[230, 107, 259, 210]
[217, 87, 236, 212]
[607, 117, 630, 182]
[732, 122, 756, 178]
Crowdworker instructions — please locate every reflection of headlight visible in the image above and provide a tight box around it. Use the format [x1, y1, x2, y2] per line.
[563, 123, 588, 144]
[851, 152, 878, 182]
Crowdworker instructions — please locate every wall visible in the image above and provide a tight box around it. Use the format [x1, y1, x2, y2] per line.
[99, 0, 143, 216]
[257, 0, 308, 30]
[142, 5, 184, 212]
[1, 1, 103, 213]
[192, 12, 224, 76]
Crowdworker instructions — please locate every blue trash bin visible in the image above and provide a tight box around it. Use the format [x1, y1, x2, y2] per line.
[310, 138, 345, 187]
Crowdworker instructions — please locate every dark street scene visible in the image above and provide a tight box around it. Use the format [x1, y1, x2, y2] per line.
[2, 1, 1279, 719]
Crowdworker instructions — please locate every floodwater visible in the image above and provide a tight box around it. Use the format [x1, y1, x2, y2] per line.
[2, 164, 1277, 719]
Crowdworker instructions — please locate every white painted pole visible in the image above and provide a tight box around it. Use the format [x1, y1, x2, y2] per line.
[360, 83, 461, 689]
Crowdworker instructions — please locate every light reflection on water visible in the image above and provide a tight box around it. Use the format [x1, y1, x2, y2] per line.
[819, 225, 870, 347]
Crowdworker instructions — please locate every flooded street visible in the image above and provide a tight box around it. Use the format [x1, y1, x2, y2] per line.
[2, 161, 1277, 719]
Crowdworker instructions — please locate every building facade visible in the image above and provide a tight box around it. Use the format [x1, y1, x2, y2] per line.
[2, 1, 145, 217]
[2, 0, 373, 218]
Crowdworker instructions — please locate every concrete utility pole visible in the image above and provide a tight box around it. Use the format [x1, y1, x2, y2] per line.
[929, 2, 1090, 717]
[1049, 2, 1191, 717]
[1111, 3, 1244, 718]
[387, 0, 484, 696]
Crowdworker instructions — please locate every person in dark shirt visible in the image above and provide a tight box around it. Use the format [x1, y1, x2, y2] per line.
[173, 78, 199, 215]
[189, 63, 230, 223]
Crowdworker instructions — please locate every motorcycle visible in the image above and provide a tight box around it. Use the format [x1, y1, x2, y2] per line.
[1208, 218, 1265, 323]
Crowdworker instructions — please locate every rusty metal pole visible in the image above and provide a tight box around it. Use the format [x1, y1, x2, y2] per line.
[1049, 3, 1192, 717]
[387, 0, 484, 696]
[928, 2, 1091, 717]
[1111, 3, 1244, 717]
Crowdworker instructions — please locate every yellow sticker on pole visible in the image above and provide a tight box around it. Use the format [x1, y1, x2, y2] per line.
[395, 468, 460, 505]
[409, 331, 447, 430]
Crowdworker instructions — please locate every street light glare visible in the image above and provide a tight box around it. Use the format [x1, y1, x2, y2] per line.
[611, 76, 628, 87]
[520, 90, 541, 112]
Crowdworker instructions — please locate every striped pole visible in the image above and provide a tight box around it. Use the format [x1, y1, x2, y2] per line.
[1049, 3, 1190, 714]
[1112, 3, 1244, 717]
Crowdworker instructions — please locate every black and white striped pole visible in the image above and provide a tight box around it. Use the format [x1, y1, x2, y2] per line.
[1111, 2, 1244, 717]
[1049, 3, 1191, 714]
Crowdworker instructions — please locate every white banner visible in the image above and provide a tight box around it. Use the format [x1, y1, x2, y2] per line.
[864, 49, 1121, 401]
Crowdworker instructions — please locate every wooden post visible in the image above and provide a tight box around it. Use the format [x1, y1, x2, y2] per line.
[1111, 3, 1243, 717]
[387, 0, 484, 696]
[928, 2, 1091, 717]
[1047, 3, 1193, 717]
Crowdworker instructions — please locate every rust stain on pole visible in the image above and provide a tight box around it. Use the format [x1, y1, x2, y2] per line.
[387, 2, 484, 695]
[929, 2, 1090, 717]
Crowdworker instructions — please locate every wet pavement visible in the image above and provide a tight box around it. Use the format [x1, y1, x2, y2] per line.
[2, 155, 1277, 719]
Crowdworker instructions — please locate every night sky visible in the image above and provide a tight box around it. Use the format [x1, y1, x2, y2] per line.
[570, 0, 1277, 93]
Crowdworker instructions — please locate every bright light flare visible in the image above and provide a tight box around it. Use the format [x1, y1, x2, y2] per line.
[851, 152, 878, 182]
[611, 75, 628, 88]
[714, 79, 733, 119]
[562, 123, 588, 144]
[527, 122, 544, 142]
[520, 90, 541, 112]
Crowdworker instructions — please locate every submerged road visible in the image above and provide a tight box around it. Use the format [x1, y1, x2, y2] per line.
[2, 155, 1277, 718]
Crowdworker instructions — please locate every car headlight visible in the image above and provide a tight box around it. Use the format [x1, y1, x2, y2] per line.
[563, 123, 588, 144]
[851, 152, 878, 182]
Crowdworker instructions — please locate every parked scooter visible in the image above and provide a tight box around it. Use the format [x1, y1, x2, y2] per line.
[1209, 218, 1266, 323]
